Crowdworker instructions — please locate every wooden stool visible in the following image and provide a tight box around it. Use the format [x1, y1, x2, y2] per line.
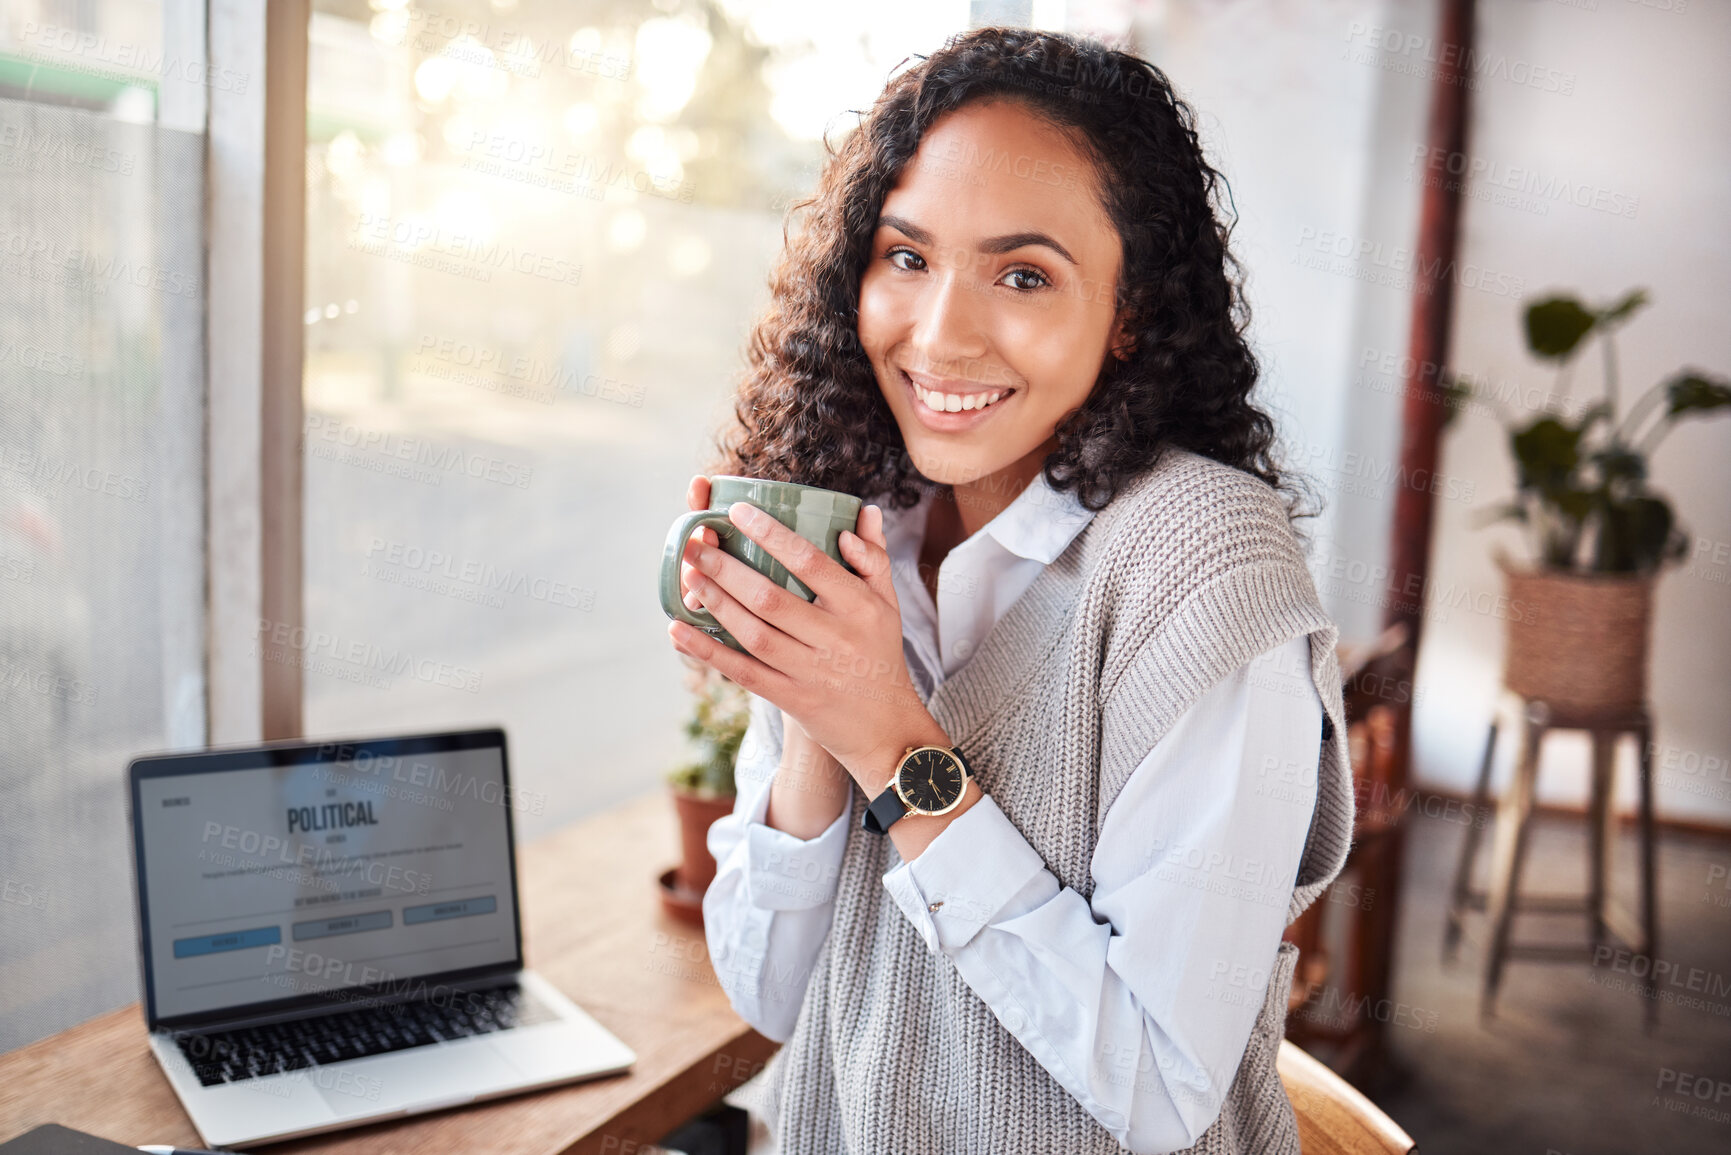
[1442, 690, 1658, 1028]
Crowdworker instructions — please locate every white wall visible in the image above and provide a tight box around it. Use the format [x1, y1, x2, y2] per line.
[1086, 0, 1730, 824]
[1119, 0, 1430, 645]
[1417, 0, 1731, 824]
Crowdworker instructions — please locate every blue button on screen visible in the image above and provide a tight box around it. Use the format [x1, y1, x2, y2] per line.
[173, 925, 283, 958]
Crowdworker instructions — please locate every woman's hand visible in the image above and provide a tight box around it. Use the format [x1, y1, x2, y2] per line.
[676, 475, 720, 613]
[665, 482, 944, 791]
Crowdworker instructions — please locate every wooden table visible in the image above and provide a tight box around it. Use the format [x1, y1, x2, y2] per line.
[0, 791, 1414, 1155]
[0, 791, 777, 1154]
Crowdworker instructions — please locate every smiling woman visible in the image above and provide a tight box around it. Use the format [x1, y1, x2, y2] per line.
[860, 100, 1128, 496]
[672, 26, 1353, 1155]
[710, 26, 1293, 522]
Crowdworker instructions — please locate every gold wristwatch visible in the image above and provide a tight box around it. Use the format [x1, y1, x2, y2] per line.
[860, 744, 973, 835]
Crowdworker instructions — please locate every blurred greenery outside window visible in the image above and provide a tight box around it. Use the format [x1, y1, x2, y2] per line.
[302, 0, 971, 835]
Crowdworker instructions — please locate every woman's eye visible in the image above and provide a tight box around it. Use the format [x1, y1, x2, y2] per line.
[1002, 267, 1050, 291]
[887, 248, 926, 272]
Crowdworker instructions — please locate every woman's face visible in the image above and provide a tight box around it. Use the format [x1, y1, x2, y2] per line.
[858, 98, 1126, 491]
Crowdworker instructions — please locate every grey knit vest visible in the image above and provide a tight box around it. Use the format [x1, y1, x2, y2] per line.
[754, 449, 1353, 1154]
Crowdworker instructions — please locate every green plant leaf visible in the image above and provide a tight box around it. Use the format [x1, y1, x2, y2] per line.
[1666, 371, 1731, 418]
[1591, 493, 1673, 573]
[1550, 488, 1595, 523]
[1597, 287, 1649, 326]
[668, 669, 753, 796]
[1510, 416, 1582, 490]
[1493, 287, 1721, 574]
[1524, 296, 1597, 361]
[667, 762, 706, 791]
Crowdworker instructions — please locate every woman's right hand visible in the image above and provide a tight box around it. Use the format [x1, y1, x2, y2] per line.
[679, 474, 719, 613]
[679, 476, 847, 832]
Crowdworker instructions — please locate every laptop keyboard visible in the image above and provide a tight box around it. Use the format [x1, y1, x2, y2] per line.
[172, 981, 558, 1087]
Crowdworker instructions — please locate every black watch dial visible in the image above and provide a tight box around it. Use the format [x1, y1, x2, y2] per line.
[898, 748, 965, 813]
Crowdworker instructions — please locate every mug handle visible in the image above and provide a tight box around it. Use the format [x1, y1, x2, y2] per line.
[659, 509, 741, 632]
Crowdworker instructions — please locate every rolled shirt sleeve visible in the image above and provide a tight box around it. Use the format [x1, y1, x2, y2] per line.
[880, 634, 1321, 1153]
[703, 692, 853, 1043]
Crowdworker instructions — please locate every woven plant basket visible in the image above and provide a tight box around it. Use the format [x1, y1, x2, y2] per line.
[1500, 559, 1655, 711]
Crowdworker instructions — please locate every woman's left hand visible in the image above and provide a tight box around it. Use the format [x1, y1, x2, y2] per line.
[666, 501, 942, 791]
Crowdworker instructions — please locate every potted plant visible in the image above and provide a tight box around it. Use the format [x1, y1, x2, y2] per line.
[1457, 288, 1729, 710]
[659, 665, 751, 925]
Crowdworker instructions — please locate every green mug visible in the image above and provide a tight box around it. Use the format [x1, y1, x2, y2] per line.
[660, 476, 864, 654]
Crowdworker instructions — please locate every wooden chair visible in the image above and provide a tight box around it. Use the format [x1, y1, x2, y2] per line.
[1279, 1039, 1416, 1154]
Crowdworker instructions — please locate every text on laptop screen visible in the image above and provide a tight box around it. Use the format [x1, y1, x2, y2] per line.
[137, 742, 520, 1021]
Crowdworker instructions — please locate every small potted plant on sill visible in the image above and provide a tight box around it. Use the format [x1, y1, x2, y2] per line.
[659, 664, 751, 927]
[1454, 288, 1729, 711]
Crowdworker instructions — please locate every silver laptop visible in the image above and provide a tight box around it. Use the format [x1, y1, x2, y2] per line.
[127, 728, 635, 1148]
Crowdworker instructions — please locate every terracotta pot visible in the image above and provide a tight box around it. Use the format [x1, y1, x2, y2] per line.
[670, 784, 736, 895]
[1500, 561, 1655, 711]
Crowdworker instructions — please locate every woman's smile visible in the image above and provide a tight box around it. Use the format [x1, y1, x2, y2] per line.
[900, 365, 1018, 431]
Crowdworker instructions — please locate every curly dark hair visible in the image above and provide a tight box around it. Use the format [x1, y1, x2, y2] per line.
[707, 25, 1298, 516]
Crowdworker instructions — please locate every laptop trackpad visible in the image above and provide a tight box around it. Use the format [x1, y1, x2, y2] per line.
[318, 1039, 521, 1116]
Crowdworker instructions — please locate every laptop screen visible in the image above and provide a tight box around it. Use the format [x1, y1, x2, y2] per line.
[130, 730, 524, 1027]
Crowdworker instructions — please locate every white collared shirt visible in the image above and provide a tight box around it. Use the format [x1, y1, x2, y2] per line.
[702, 470, 1322, 1151]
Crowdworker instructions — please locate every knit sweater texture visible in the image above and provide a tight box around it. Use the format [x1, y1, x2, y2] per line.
[752, 448, 1354, 1154]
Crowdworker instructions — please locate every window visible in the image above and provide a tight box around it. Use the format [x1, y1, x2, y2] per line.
[0, 0, 987, 1052]
[0, 0, 206, 1050]
[299, 0, 968, 835]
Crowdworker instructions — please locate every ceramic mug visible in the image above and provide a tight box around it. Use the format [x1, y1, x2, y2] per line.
[659, 475, 863, 653]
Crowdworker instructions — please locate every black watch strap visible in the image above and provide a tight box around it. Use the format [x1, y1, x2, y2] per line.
[861, 785, 906, 836]
[861, 745, 971, 835]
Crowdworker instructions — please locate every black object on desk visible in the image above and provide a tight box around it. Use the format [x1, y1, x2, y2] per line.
[0, 1127, 239, 1155]
[0, 1125, 140, 1154]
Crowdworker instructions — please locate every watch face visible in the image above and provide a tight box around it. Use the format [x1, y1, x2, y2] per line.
[897, 748, 965, 813]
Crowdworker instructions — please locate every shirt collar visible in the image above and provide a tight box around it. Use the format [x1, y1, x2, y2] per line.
[879, 486, 931, 568]
[983, 469, 1096, 564]
[877, 470, 1095, 566]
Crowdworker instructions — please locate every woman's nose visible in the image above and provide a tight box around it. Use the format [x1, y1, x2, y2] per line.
[907, 264, 991, 371]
